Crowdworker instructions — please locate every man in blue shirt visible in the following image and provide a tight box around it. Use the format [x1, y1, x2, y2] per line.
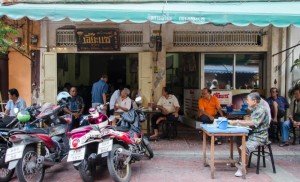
[91, 74, 109, 108]
[4, 88, 26, 116]
[64, 87, 85, 130]
[267, 87, 289, 122]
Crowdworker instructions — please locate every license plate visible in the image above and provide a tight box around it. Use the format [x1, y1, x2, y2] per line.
[98, 140, 113, 155]
[5, 145, 25, 162]
[67, 147, 86, 162]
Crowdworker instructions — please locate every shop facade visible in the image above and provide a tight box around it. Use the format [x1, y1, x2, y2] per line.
[35, 20, 298, 126]
[1, 1, 300, 127]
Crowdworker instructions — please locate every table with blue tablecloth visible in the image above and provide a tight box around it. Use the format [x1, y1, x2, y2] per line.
[227, 110, 248, 119]
[200, 124, 249, 179]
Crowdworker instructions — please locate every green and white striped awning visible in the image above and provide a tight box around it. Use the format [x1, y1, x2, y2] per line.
[1, 1, 300, 27]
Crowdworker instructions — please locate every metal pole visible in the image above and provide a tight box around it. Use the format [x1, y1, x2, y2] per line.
[272, 43, 300, 57]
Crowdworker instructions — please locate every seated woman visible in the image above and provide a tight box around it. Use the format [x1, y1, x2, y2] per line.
[149, 87, 180, 140]
[112, 88, 132, 126]
[229, 92, 270, 177]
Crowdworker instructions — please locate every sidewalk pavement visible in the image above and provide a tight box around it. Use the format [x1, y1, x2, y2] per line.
[11, 125, 300, 182]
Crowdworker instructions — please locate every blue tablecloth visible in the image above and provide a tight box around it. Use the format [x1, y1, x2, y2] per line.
[200, 124, 249, 134]
[228, 110, 247, 115]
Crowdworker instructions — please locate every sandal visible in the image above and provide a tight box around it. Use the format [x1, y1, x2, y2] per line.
[215, 140, 222, 145]
[279, 143, 289, 147]
[149, 135, 159, 141]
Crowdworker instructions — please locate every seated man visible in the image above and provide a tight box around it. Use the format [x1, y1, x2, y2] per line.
[198, 88, 223, 124]
[229, 92, 270, 177]
[150, 87, 180, 140]
[1, 88, 27, 127]
[112, 88, 132, 126]
[267, 87, 289, 123]
[63, 87, 85, 131]
[4, 88, 26, 117]
[280, 87, 300, 147]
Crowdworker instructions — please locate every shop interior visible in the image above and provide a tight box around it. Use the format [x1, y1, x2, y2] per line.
[57, 53, 138, 111]
[165, 52, 265, 122]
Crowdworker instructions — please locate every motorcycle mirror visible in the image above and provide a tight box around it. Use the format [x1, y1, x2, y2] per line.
[13, 108, 19, 114]
[135, 96, 142, 105]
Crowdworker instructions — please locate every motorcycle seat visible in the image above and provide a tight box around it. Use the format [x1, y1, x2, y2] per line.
[9, 128, 49, 135]
[69, 125, 93, 135]
[26, 128, 49, 134]
[115, 126, 130, 132]
[0, 128, 11, 132]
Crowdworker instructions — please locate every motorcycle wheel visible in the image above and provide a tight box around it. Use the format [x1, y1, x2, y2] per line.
[79, 158, 95, 182]
[142, 137, 154, 159]
[107, 144, 131, 182]
[16, 146, 45, 182]
[0, 145, 14, 182]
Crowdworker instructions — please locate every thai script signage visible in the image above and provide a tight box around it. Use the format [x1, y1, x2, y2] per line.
[212, 90, 232, 105]
[76, 28, 120, 51]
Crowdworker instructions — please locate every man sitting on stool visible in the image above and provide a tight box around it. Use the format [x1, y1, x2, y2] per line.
[149, 87, 180, 140]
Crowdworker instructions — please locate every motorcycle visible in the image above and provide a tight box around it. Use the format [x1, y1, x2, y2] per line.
[5, 92, 71, 182]
[106, 102, 154, 182]
[68, 98, 153, 182]
[67, 104, 111, 182]
[0, 105, 40, 182]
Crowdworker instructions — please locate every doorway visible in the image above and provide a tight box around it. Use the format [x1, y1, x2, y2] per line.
[57, 53, 138, 112]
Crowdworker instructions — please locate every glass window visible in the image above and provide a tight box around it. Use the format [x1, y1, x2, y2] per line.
[236, 54, 262, 89]
[204, 54, 233, 90]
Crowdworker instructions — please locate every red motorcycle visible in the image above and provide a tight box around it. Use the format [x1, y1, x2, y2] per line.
[106, 98, 154, 182]
[5, 92, 72, 182]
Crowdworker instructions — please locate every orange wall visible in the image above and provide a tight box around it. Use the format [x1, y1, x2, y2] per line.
[8, 52, 31, 105]
[6, 19, 40, 106]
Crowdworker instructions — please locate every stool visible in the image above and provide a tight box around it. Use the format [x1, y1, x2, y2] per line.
[292, 126, 300, 145]
[162, 120, 178, 140]
[248, 143, 276, 174]
[269, 121, 281, 141]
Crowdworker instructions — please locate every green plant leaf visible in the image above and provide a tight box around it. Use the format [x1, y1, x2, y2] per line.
[0, 20, 18, 54]
[291, 58, 300, 72]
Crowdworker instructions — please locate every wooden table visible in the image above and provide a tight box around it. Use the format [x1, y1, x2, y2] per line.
[115, 109, 160, 135]
[142, 109, 160, 135]
[227, 110, 248, 120]
[200, 124, 249, 179]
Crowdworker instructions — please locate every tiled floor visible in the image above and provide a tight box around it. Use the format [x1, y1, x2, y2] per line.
[10, 124, 300, 182]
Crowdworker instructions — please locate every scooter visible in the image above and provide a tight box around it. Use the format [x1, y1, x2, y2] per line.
[106, 104, 154, 182]
[0, 105, 40, 182]
[67, 104, 111, 182]
[5, 92, 71, 182]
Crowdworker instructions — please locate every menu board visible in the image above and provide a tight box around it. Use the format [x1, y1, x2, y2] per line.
[184, 89, 200, 119]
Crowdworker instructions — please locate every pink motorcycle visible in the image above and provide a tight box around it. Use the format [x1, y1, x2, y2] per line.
[67, 106, 110, 182]
[68, 97, 154, 182]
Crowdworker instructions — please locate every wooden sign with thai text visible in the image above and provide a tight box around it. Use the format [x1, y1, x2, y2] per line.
[76, 28, 120, 51]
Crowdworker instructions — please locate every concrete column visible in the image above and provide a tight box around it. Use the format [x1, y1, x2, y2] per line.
[153, 24, 167, 102]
